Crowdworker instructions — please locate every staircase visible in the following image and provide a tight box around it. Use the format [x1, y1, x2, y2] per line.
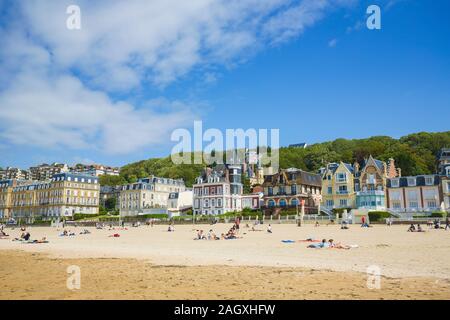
[319, 207, 333, 217]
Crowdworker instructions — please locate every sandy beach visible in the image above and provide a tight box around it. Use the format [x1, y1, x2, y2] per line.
[1, 223, 450, 299]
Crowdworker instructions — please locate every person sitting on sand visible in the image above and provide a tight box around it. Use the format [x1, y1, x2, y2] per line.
[315, 221, 320, 227]
[407, 224, 416, 232]
[341, 221, 349, 230]
[417, 224, 425, 232]
[267, 224, 272, 233]
[22, 232, 31, 241]
[168, 224, 175, 232]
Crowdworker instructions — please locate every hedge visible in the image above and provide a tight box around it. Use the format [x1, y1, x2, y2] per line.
[368, 211, 391, 222]
[431, 211, 446, 218]
[73, 213, 103, 221]
[332, 208, 353, 214]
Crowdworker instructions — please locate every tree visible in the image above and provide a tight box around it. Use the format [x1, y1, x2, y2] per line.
[105, 198, 117, 211]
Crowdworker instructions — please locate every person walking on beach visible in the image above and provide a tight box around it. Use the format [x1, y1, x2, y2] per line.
[445, 217, 450, 230]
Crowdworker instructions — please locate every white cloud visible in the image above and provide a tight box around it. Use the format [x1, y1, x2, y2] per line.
[0, 0, 355, 155]
[328, 38, 338, 47]
[0, 72, 196, 154]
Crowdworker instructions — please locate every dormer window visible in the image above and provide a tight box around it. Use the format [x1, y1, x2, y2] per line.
[407, 177, 416, 187]
[425, 176, 434, 186]
[391, 178, 399, 188]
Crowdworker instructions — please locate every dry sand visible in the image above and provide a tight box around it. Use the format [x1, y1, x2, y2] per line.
[1, 223, 450, 299]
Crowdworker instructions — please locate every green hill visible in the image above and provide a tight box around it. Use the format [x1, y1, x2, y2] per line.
[99, 131, 450, 187]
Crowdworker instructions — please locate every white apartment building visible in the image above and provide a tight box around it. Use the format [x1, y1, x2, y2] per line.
[119, 176, 186, 216]
[387, 175, 441, 212]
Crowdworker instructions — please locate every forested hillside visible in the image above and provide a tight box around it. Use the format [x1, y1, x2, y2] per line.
[99, 131, 450, 187]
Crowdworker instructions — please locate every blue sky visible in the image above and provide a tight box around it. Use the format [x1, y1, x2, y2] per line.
[0, 0, 449, 169]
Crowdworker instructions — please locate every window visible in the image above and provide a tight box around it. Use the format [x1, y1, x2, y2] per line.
[268, 187, 273, 196]
[407, 177, 416, 187]
[427, 201, 437, 208]
[336, 173, 347, 182]
[339, 199, 347, 207]
[367, 174, 376, 184]
[291, 185, 297, 194]
[392, 202, 401, 209]
[409, 201, 418, 208]
[327, 187, 332, 195]
[279, 199, 287, 207]
[326, 200, 334, 207]
[338, 185, 348, 194]
[425, 176, 434, 186]
[390, 179, 399, 188]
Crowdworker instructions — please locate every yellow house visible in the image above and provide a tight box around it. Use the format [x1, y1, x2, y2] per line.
[321, 162, 356, 210]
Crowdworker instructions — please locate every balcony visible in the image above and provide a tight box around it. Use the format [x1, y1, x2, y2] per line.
[356, 190, 385, 196]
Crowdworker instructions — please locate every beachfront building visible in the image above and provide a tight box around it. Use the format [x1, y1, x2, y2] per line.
[193, 164, 243, 215]
[0, 173, 99, 222]
[441, 176, 450, 212]
[241, 193, 263, 210]
[70, 164, 120, 177]
[387, 175, 442, 212]
[0, 167, 30, 180]
[0, 180, 26, 220]
[29, 163, 69, 181]
[119, 176, 186, 216]
[437, 148, 450, 176]
[355, 156, 400, 210]
[262, 168, 322, 214]
[167, 190, 193, 216]
[320, 162, 356, 210]
[100, 185, 121, 209]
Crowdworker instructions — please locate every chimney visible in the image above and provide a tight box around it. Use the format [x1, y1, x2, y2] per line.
[387, 158, 398, 178]
[353, 162, 360, 174]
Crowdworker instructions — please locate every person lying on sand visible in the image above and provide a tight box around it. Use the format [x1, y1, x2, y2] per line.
[307, 239, 330, 249]
[109, 233, 120, 237]
[28, 237, 48, 244]
[329, 240, 358, 250]
[298, 238, 321, 242]
[79, 229, 91, 235]
[0, 229, 9, 237]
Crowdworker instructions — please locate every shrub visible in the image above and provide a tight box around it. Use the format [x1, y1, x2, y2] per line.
[431, 211, 446, 218]
[368, 211, 391, 222]
[332, 208, 352, 214]
[73, 213, 102, 221]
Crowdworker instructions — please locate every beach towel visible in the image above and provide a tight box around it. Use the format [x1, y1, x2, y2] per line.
[281, 240, 295, 243]
[109, 233, 120, 237]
